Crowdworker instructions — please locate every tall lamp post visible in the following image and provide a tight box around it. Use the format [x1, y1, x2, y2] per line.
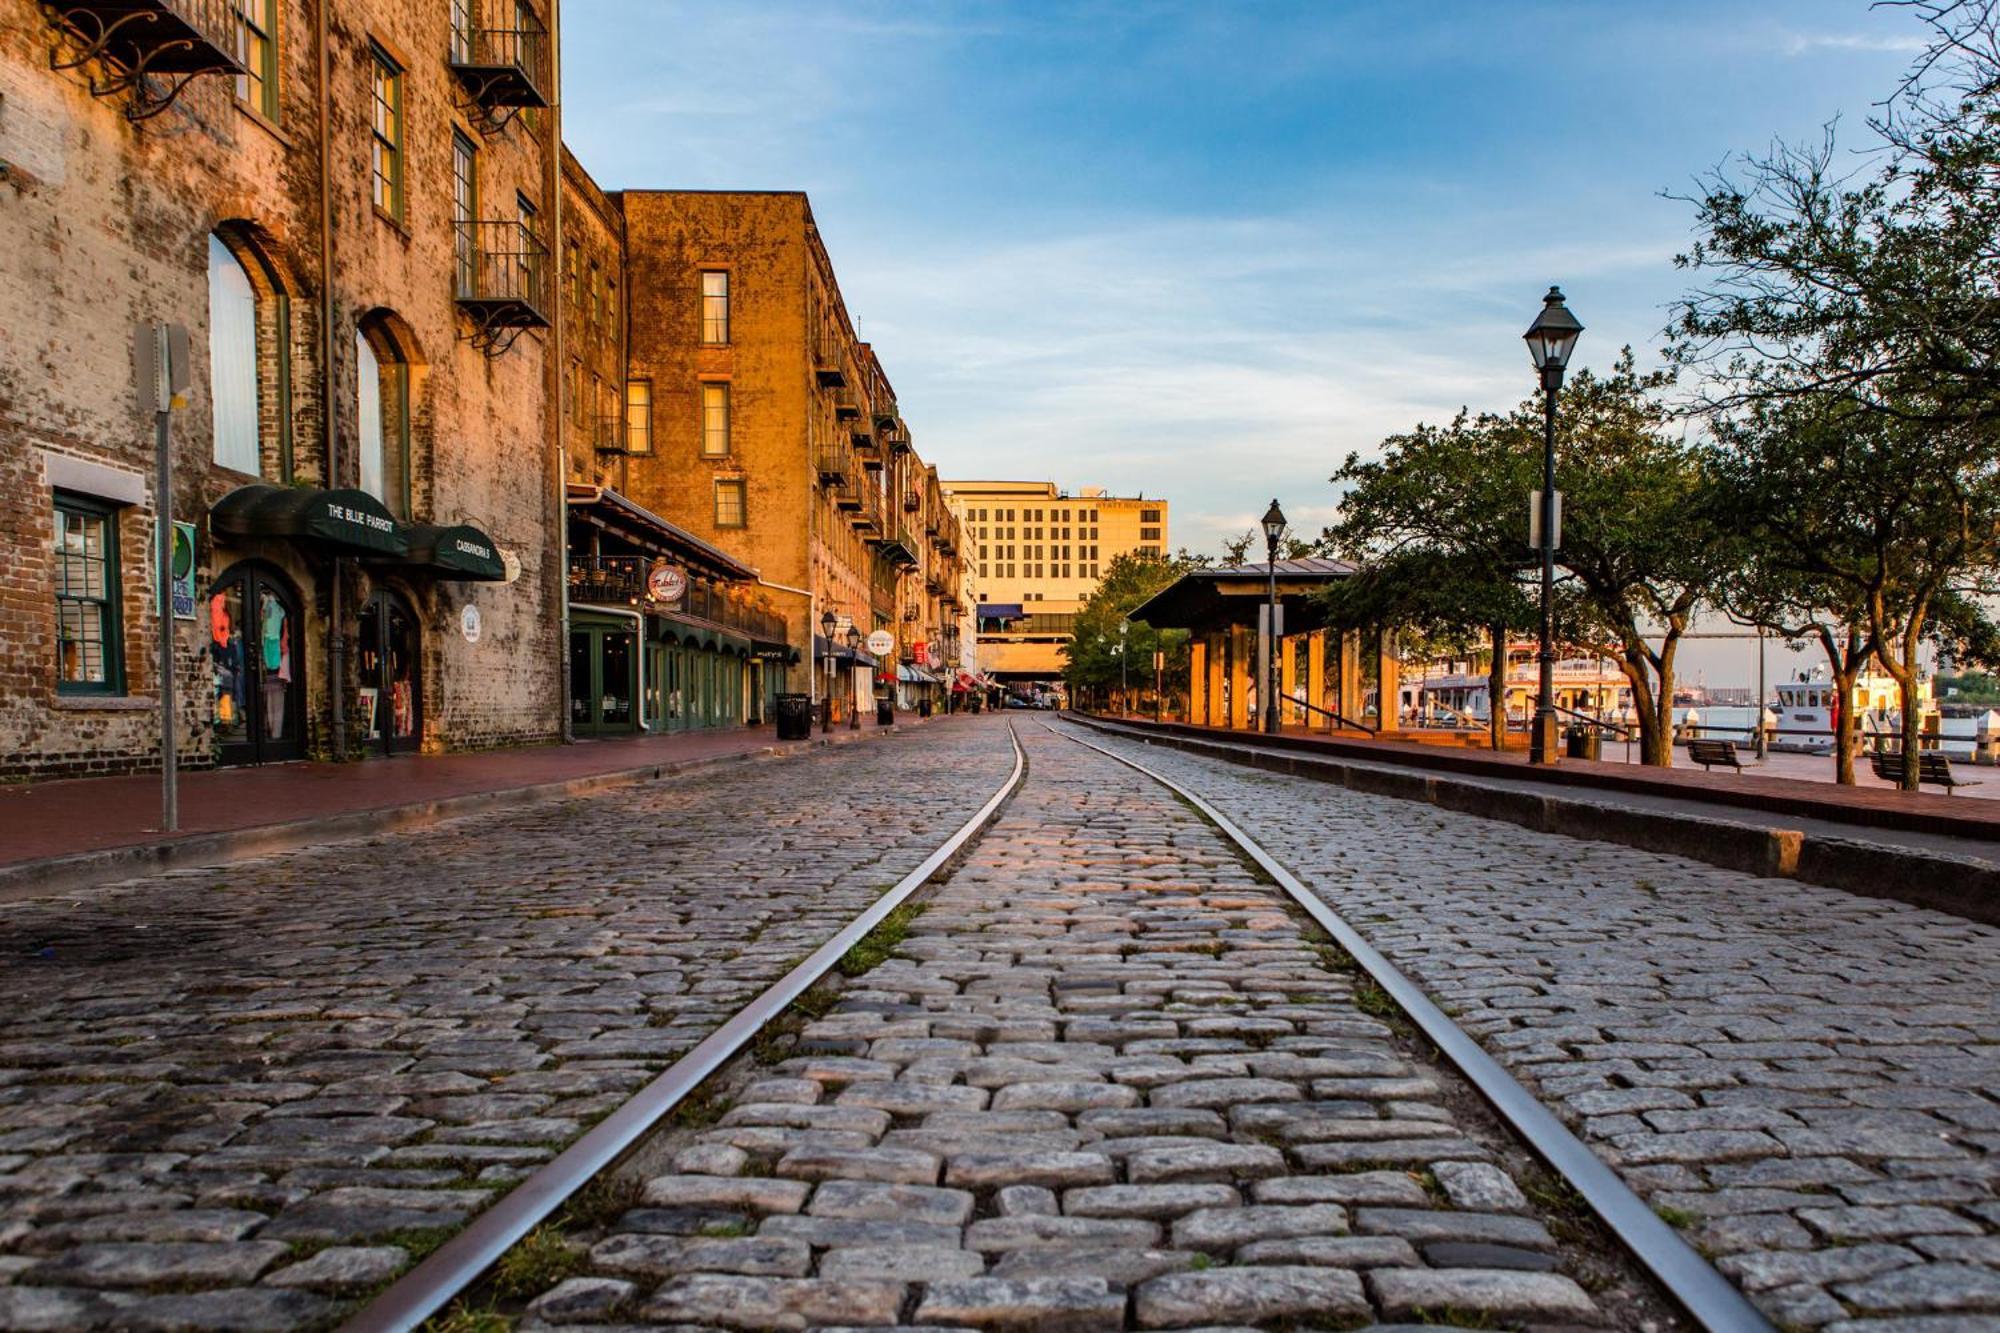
[1118, 619, 1129, 716]
[1260, 499, 1286, 734]
[819, 610, 837, 734]
[1523, 287, 1583, 765]
[846, 625, 864, 729]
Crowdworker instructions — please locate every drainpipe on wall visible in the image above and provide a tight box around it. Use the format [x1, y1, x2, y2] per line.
[549, 1, 572, 743]
[317, 0, 343, 758]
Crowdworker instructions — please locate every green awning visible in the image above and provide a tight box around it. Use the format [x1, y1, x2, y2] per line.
[404, 523, 505, 581]
[211, 484, 407, 557]
[717, 629, 752, 656]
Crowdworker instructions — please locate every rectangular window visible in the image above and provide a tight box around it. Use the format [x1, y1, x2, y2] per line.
[369, 46, 404, 221]
[451, 132, 478, 294]
[1140, 527, 1161, 541]
[54, 496, 121, 695]
[701, 270, 729, 344]
[235, 0, 278, 120]
[625, 380, 652, 455]
[606, 280, 618, 344]
[701, 381, 730, 457]
[565, 242, 580, 309]
[588, 263, 602, 338]
[714, 477, 746, 528]
[1141, 508, 1162, 523]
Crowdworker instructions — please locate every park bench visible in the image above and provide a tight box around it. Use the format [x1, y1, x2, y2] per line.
[1686, 738, 1746, 772]
[1869, 749, 1982, 794]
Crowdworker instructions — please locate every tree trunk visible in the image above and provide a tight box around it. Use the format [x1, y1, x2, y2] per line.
[1832, 663, 1860, 785]
[1899, 672, 1923, 791]
[1488, 622, 1508, 752]
[1617, 653, 1667, 767]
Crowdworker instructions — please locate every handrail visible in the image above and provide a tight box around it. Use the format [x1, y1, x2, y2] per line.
[1552, 703, 1634, 741]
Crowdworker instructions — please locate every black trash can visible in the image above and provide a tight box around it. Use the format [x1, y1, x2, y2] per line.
[919, 697, 933, 718]
[876, 698, 896, 726]
[774, 693, 813, 741]
[1565, 724, 1601, 760]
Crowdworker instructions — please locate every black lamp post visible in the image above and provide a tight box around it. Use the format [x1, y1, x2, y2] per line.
[819, 610, 837, 734]
[1260, 499, 1286, 734]
[846, 625, 864, 729]
[1523, 286, 1583, 765]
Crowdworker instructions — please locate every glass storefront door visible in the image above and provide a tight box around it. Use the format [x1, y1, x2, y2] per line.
[357, 589, 422, 754]
[209, 563, 304, 767]
[570, 618, 638, 735]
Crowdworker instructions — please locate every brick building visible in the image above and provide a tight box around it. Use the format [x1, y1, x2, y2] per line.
[0, 0, 566, 779]
[941, 480, 1168, 683]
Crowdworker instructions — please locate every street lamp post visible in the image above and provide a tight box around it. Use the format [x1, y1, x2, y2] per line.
[1118, 620, 1129, 716]
[819, 610, 837, 734]
[1260, 499, 1286, 734]
[1522, 286, 1583, 765]
[846, 625, 864, 729]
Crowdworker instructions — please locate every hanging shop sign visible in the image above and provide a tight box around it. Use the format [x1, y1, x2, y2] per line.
[866, 629, 895, 657]
[170, 521, 197, 619]
[647, 561, 687, 604]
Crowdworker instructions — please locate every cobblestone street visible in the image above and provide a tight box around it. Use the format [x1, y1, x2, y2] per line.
[1072, 723, 2000, 1330]
[529, 721, 1665, 1330]
[0, 719, 1016, 1330]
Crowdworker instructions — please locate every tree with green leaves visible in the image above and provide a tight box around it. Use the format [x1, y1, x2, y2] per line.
[1061, 550, 1198, 711]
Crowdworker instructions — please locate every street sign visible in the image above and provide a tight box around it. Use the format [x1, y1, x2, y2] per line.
[646, 561, 686, 603]
[170, 521, 196, 619]
[865, 629, 895, 657]
[1529, 489, 1563, 550]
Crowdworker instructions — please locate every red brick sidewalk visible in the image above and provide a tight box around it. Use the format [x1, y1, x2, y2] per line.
[0, 715, 960, 874]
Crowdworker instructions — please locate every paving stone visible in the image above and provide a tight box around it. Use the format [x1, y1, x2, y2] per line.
[0, 1286, 138, 1330]
[260, 1245, 407, 1291]
[1421, 1241, 1561, 1271]
[1238, 1235, 1422, 1267]
[1835, 1263, 2000, 1314]
[1133, 1264, 1369, 1327]
[524, 1276, 638, 1323]
[641, 1175, 812, 1215]
[1801, 1206, 1984, 1242]
[1147, 1078, 1302, 1110]
[1124, 1143, 1285, 1184]
[1432, 1161, 1528, 1212]
[641, 1274, 905, 1328]
[966, 1215, 1162, 1253]
[914, 1276, 1127, 1331]
[807, 1180, 974, 1227]
[1063, 1184, 1240, 1220]
[819, 1244, 986, 1281]
[1251, 1172, 1429, 1207]
[945, 1152, 1115, 1189]
[1170, 1203, 1348, 1252]
[995, 1185, 1058, 1217]
[990, 1082, 1140, 1113]
[758, 1214, 963, 1250]
[775, 1145, 940, 1185]
[989, 1247, 1198, 1286]
[1369, 1267, 1601, 1323]
[116, 1287, 333, 1331]
[1352, 1208, 1558, 1250]
[25, 1240, 292, 1289]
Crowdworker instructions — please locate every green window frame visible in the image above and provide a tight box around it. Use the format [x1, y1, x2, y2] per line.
[234, 0, 279, 121]
[451, 131, 478, 296]
[714, 477, 746, 529]
[369, 45, 405, 222]
[54, 493, 123, 696]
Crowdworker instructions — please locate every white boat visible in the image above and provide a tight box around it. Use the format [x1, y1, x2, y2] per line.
[1771, 670, 1930, 753]
[1414, 645, 1633, 728]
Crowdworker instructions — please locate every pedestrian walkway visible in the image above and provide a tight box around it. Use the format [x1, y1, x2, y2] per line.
[1091, 713, 2000, 842]
[0, 714, 961, 883]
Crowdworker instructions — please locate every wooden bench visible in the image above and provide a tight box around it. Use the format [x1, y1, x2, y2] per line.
[1870, 749, 1982, 793]
[1686, 738, 1745, 772]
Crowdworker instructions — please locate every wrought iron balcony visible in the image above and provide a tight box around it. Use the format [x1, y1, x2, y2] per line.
[454, 220, 550, 351]
[815, 362, 847, 389]
[569, 554, 645, 605]
[816, 444, 849, 485]
[877, 525, 920, 568]
[44, 0, 246, 121]
[831, 481, 861, 511]
[592, 413, 623, 452]
[448, 3, 549, 112]
[903, 490, 921, 512]
[833, 387, 860, 420]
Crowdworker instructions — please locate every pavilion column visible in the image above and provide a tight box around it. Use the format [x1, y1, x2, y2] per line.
[1227, 625, 1253, 730]
[1376, 627, 1401, 734]
[1205, 632, 1225, 726]
[1188, 638, 1208, 726]
[1280, 632, 1300, 727]
[1306, 631, 1327, 732]
[1338, 630, 1362, 728]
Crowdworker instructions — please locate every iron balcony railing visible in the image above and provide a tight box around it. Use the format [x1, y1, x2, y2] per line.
[448, 1, 550, 108]
[592, 413, 623, 452]
[44, 0, 246, 120]
[817, 442, 851, 486]
[568, 556, 788, 642]
[453, 220, 551, 331]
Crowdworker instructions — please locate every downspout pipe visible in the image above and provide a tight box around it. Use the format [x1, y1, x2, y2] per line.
[317, 0, 342, 758]
[549, 0, 572, 743]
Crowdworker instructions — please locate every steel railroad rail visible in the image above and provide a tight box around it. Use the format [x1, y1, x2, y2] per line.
[347, 716, 1770, 1332]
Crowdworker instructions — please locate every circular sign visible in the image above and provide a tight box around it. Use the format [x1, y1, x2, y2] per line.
[865, 629, 895, 657]
[460, 603, 482, 644]
[171, 525, 195, 579]
[647, 561, 687, 603]
[499, 548, 522, 585]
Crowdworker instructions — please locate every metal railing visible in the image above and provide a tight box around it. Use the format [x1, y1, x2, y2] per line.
[568, 556, 788, 642]
[453, 220, 550, 323]
[446, 6, 550, 106]
[591, 414, 623, 452]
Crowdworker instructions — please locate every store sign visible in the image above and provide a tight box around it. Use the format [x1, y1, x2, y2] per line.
[923, 645, 942, 669]
[910, 640, 928, 666]
[647, 561, 687, 604]
[169, 521, 196, 620]
[866, 629, 895, 657]
[460, 603, 482, 644]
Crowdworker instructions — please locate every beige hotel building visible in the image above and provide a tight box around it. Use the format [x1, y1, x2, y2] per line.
[940, 480, 1167, 681]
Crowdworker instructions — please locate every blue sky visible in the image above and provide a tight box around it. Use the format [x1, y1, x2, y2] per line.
[561, 2, 1925, 683]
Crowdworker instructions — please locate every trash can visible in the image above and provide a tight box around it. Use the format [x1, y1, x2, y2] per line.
[876, 698, 896, 726]
[1565, 725, 1601, 760]
[774, 693, 812, 741]
[919, 697, 933, 718]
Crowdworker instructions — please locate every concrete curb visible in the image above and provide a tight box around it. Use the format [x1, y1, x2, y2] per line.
[0, 720, 928, 903]
[1067, 714, 1997, 928]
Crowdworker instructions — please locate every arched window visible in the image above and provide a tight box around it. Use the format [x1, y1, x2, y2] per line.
[208, 234, 262, 474]
[357, 320, 412, 518]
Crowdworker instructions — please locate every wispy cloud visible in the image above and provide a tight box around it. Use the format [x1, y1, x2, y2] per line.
[1780, 31, 1929, 55]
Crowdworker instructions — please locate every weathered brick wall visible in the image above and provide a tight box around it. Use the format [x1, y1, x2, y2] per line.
[0, 0, 561, 779]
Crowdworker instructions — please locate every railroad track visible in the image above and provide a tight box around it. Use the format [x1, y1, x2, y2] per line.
[343, 719, 1772, 1332]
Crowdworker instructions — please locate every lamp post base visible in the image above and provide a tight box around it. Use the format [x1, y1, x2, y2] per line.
[1528, 709, 1561, 765]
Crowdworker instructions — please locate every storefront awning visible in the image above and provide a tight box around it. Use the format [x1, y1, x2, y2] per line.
[402, 523, 505, 580]
[814, 635, 877, 669]
[211, 484, 407, 557]
[978, 603, 1025, 619]
[898, 664, 941, 684]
